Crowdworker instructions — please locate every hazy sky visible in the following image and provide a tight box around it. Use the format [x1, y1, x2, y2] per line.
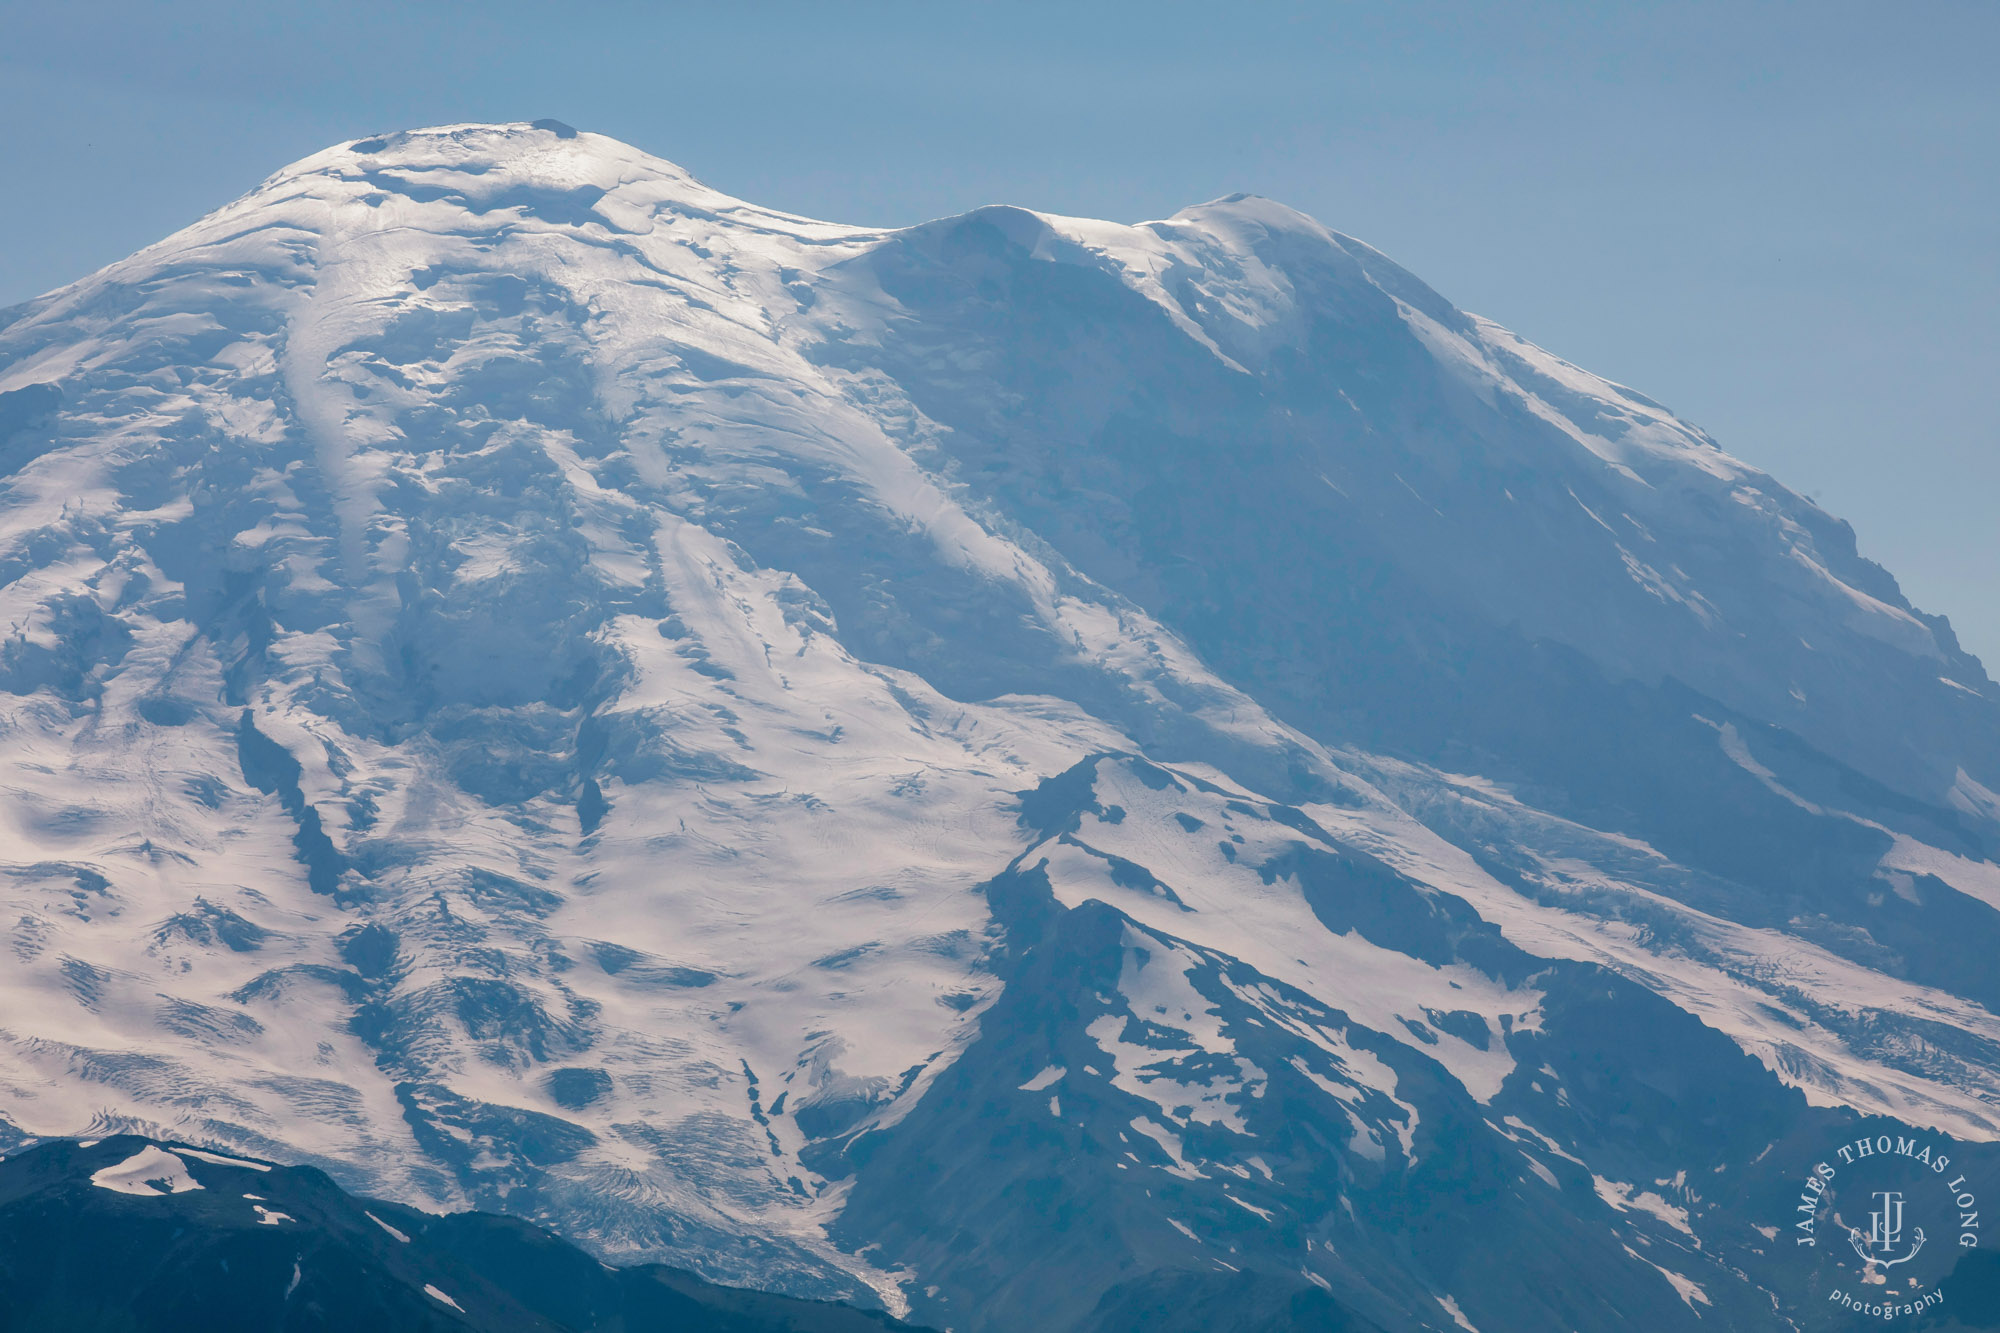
[5, 1, 1996, 662]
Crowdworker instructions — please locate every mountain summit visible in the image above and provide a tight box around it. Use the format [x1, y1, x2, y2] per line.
[3, 121, 1998, 1331]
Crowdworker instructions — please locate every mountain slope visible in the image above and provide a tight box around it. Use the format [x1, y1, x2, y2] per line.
[2, 120, 1999, 1329]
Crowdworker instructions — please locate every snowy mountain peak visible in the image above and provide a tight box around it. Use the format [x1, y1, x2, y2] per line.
[286, 120, 729, 215]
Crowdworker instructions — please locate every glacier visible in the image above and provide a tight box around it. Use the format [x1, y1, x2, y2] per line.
[2, 120, 1998, 1330]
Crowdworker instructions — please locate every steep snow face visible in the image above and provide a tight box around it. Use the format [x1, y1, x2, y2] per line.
[2, 122, 1999, 1329]
[825, 191, 1994, 803]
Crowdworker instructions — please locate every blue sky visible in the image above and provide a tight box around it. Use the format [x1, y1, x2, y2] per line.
[5, 0, 1996, 662]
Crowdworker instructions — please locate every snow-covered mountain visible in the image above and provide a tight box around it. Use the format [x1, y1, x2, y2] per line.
[3, 120, 1999, 1331]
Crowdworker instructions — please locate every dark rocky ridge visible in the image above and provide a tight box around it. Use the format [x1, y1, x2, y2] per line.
[0, 1135, 921, 1333]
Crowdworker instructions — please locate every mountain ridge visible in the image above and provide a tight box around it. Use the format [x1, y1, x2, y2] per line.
[0, 1133, 924, 1332]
